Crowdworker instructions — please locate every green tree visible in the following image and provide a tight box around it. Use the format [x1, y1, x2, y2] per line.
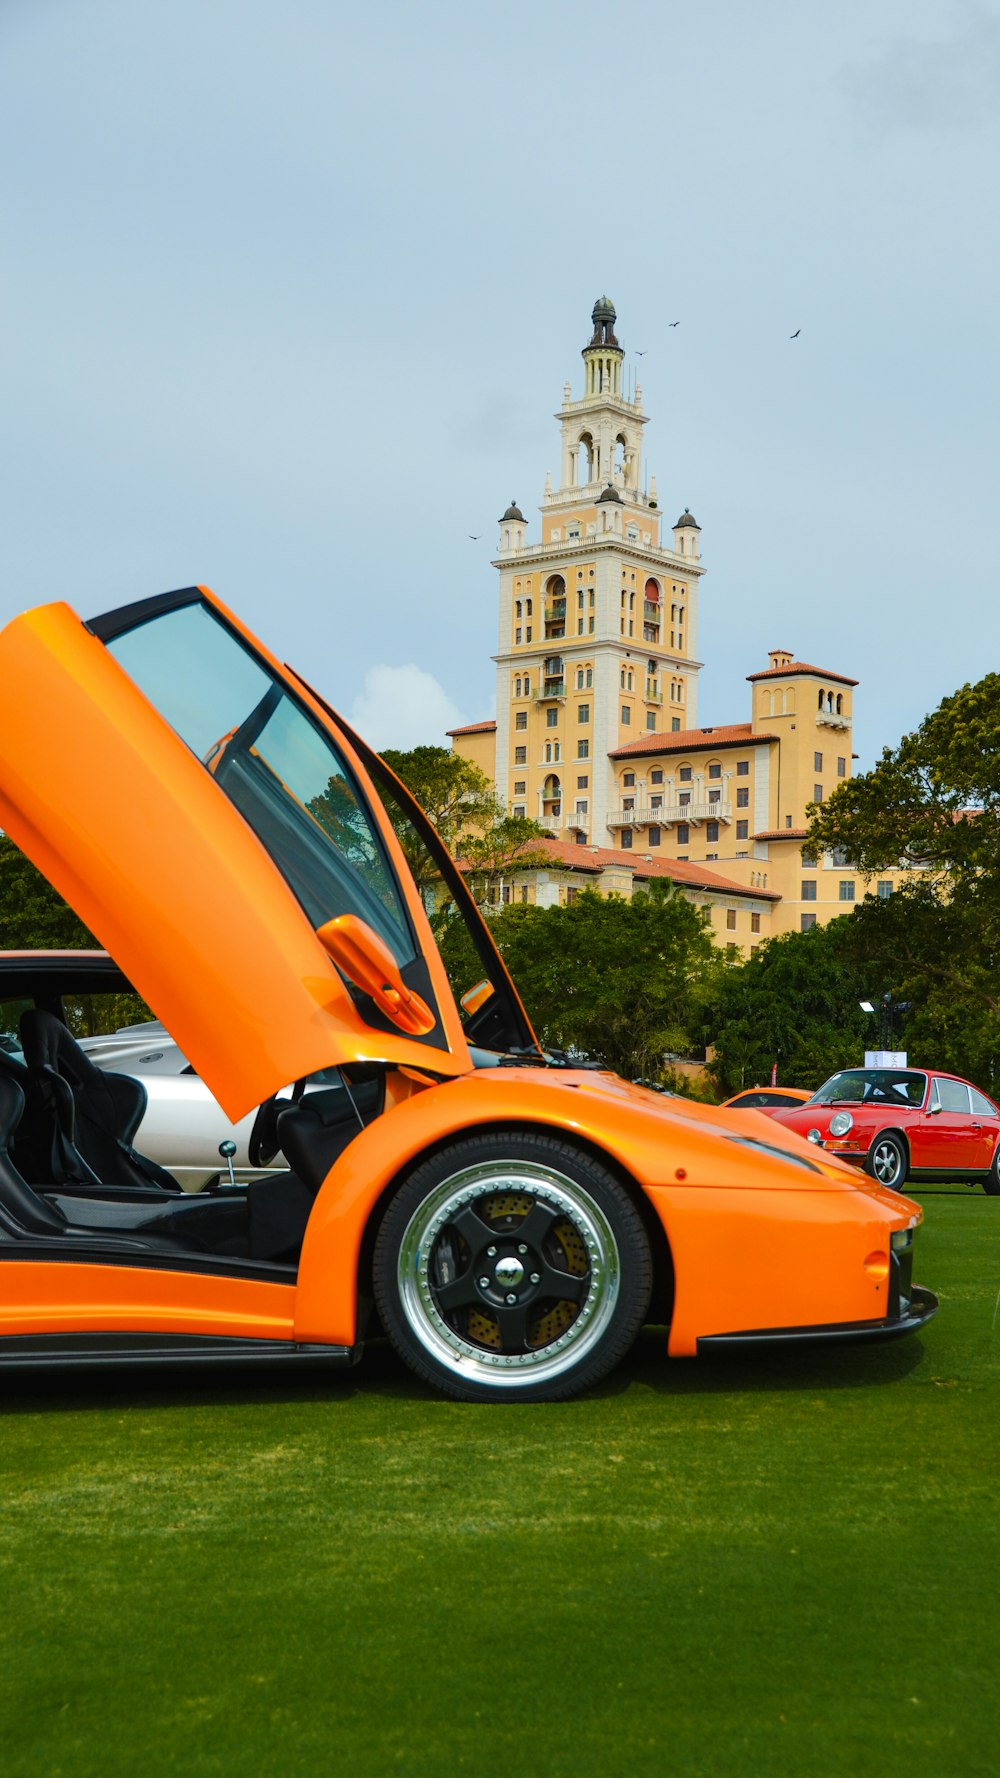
[705, 919, 871, 1098]
[439, 882, 719, 1081]
[806, 673, 1000, 880]
[0, 836, 149, 1035]
[379, 743, 549, 909]
[0, 835, 95, 949]
[804, 672, 1000, 1094]
[380, 746, 500, 852]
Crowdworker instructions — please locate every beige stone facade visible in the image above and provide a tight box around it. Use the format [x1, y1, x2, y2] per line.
[449, 300, 913, 954]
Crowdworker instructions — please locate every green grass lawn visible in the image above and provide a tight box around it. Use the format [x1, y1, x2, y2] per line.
[2, 1192, 998, 1778]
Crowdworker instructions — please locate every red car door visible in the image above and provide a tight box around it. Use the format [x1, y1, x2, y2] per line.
[915, 1078, 981, 1171]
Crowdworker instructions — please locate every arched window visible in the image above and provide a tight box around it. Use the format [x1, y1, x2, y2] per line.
[827, 691, 834, 712]
[577, 433, 595, 484]
[514, 676, 522, 698]
[836, 693, 843, 714]
[818, 689, 825, 710]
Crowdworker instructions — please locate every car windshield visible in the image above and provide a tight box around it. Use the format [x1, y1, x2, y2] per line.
[104, 600, 415, 968]
[809, 1070, 927, 1109]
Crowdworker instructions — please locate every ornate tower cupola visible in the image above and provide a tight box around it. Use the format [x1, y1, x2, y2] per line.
[556, 297, 646, 497]
[498, 498, 526, 555]
[673, 508, 701, 560]
[583, 296, 624, 400]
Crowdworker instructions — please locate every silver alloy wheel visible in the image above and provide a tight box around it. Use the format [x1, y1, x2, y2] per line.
[395, 1159, 622, 1390]
[869, 1134, 906, 1189]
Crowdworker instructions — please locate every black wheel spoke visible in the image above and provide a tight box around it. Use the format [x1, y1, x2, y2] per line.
[433, 1270, 482, 1314]
[449, 1204, 496, 1253]
[536, 1262, 589, 1305]
[515, 1199, 562, 1251]
[493, 1301, 531, 1351]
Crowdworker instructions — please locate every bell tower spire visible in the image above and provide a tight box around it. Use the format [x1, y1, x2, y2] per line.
[582, 295, 624, 399]
[557, 297, 645, 497]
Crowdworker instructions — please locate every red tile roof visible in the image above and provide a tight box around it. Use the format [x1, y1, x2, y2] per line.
[746, 661, 858, 686]
[446, 719, 497, 736]
[522, 837, 782, 901]
[753, 828, 810, 840]
[610, 722, 778, 759]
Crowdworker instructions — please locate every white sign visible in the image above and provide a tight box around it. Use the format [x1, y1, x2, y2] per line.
[864, 1050, 908, 1069]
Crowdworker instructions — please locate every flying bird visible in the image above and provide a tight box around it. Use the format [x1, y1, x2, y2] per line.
[668, 320, 680, 327]
[635, 349, 647, 356]
[790, 329, 801, 339]
[468, 533, 481, 540]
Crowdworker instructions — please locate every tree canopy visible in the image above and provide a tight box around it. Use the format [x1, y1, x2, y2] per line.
[379, 746, 500, 853]
[379, 743, 548, 907]
[0, 835, 94, 949]
[439, 881, 720, 1081]
[705, 918, 871, 1097]
[806, 673, 1000, 879]
[803, 671, 1000, 1096]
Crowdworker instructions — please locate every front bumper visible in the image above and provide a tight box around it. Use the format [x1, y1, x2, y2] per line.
[695, 1283, 938, 1354]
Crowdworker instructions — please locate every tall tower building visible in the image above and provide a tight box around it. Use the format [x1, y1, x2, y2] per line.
[492, 298, 705, 845]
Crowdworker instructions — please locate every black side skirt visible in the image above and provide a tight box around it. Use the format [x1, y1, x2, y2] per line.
[0, 1332, 359, 1373]
[696, 1285, 938, 1354]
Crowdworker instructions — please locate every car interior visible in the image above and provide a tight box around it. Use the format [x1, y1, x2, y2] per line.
[0, 1004, 385, 1269]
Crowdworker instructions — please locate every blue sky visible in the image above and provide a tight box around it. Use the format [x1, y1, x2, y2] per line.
[2, 0, 997, 766]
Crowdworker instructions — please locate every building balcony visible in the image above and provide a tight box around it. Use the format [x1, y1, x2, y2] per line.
[643, 601, 660, 621]
[645, 689, 663, 705]
[607, 800, 732, 829]
[533, 682, 566, 702]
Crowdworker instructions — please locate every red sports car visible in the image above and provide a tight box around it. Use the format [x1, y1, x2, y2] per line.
[765, 1067, 1000, 1194]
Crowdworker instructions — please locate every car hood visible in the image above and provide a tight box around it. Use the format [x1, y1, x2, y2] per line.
[463, 1068, 910, 1200]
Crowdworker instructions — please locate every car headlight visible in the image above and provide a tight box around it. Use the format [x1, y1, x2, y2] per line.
[829, 1111, 854, 1137]
[807, 1127, 823, 1144]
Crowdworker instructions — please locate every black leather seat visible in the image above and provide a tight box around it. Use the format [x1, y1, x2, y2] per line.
[0, 1073, 69, 1236]
[0, 1067, 250, 1254]
[19, 1008, 180, 1193]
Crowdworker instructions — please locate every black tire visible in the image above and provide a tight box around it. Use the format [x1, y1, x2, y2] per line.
[865, 1131, 908, 1192]
[984, 1144, 1000, 1196]
[372, 1131, 653, 1402]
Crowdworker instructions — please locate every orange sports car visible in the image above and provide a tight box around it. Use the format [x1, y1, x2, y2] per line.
[0, 587, 937, 1400]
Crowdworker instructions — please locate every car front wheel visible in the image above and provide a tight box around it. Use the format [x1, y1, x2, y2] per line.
[373, 1132, 653, 1402]
[984, 1143, 1000, 1196]
[865, 1131, 908, 1191]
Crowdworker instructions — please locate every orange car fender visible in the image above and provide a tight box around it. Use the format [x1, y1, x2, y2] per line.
[292, 1071, 895, 1347]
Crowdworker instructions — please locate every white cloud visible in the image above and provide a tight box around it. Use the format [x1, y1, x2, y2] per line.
[349, 663, 470, 752]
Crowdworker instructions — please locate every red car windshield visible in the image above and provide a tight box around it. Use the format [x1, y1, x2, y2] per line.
[809, 1070, 927, 1109]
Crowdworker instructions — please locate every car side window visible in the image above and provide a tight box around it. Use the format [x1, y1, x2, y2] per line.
[934, 1078, 972, 1113]
[970, 1087, 996, 1116]
[104, 600, 415, 968]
